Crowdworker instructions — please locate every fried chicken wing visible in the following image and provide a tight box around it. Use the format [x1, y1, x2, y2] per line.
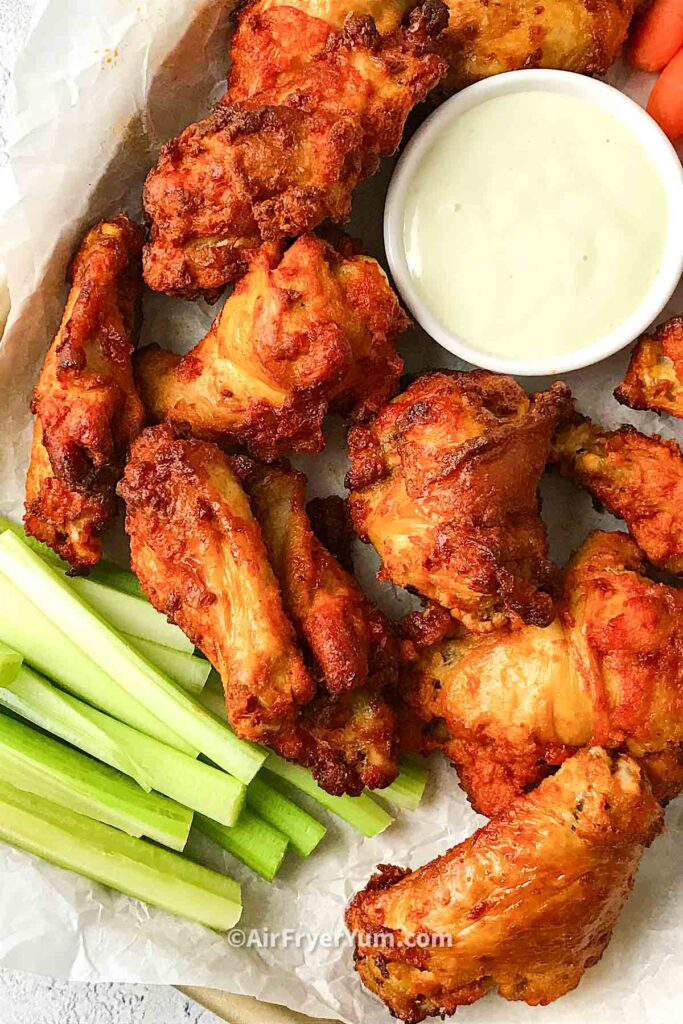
[229, 0, 633, 102]
[550, 412, 683, 572]
[143, 4, 446, 298]
[136, 234, 406, 460]
[403, 531, 683, 816]
[118, 425, 398, 794]
[346, 371, 572, 632]
[24, 215, 144, 569]
[346, 747, 662, 1023]
[615, 316, 683, 419]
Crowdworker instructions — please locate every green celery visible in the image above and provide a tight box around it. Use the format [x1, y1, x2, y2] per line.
[0, 667, 245, 826]
[247, 773, 326, 857]
[196, 810, 288, 882]
[0, 637, 22, 686]
[122, 634, 210, 695]
[376, 756, 430, 811]
[264, 754, 392, 838]
[0, 782, 241, 930]
[0, 711, 192, 850]
[0, 535, 264, 783]
[0, 569, 193, 753]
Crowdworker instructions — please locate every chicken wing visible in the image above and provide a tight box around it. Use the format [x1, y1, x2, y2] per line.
[346, 747, 662, 1023]
[136, 234, 407, 460]
[615, 316, 683, 419]
[142, 4, 447, 298]
[402, 530, 683, 816]
[229, 0, 633, 102]
[346, 371, 572, 632]
[24, 215, 144, 569]
[118, 426, 398, 793]
[550, 412, 683, 573]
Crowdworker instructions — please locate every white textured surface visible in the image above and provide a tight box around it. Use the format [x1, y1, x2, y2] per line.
[0, 0, 218, 1019]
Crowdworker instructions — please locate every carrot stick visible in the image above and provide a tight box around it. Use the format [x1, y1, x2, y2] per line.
[647, 46, 683, 140]
[629, 0, 683, 71]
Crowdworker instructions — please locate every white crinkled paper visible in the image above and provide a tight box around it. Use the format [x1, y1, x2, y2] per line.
[0, 2, 682, 1021]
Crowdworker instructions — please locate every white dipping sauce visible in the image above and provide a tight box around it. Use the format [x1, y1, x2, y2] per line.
[402, 91, 669, 362]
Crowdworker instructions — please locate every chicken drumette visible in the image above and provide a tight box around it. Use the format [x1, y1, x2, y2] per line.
[346, 371, 572, 632]
[402, 530, 683, 817]
[118, 425, 398, 794]
[347, 747, 661, 1023]
[143, 4, 447, 298]
[25, 215, 144, 569]
[550, 411, 683, 573]
[615, 316, 683, 419]
[136, 234, 406, 460]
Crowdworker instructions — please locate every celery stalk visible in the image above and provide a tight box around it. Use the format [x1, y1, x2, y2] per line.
[0, 782, 241, 930]
[0, 534, 264, 783]
[122, 635, 210, 695]
[247, 773, 326, 857]
[376, 756, 430, 811]
[264, 754, 393, 837]
[65, 576, 193, 652]
[0, 667, 245, 826]
[196, 810, 288, 882]
[0, 569, 193, 753]
[0, 637, 22, 686]
[0, 711, 192, 850]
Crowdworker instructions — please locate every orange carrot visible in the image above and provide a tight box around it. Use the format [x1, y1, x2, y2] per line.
[629, 0, 683, 71]
[647, 46, 683, 140]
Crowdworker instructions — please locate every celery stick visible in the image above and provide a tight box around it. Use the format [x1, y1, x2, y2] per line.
[0, 536, 264, 781]
[122, 635, 210, 695]
[248, 773, 326, 857]
[0, 638, 22, 686]
[196, 810, 288, 882]
[0, 516, 145, 598]
[0, 667, 245, 826]
[0, 712, 192, 850]
[376, 756, 430, 812]
[65, 576, 193, 652]
[0, 569, 194, 754]
[0, 782, 241, 930]
[264, 754, 392, 837]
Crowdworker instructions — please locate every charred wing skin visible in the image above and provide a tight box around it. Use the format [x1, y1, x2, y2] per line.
[550, 413, 683, 573]
[347, 371, 572, 632]
[346, 748, 662, 1023]
[136, 235, 406, 460]
[142, 6, 447, 298]
[615, 316, 683, 419]
[24, 215, 144, 569]
[401, 531, 683, 816]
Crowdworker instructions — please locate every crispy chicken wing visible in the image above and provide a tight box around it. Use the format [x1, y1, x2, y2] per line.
[229, 0, 633, 102]
[118, 425, 397, 793]
[24, 215, 144, 569]
[615, 316, 683, 419]
[402, 531, 683, 816]
[550, 412, 683, 573]
[136, 234, 406, 460]
[142, 4, 446, 298]
[346, 371, 572, 632]
[346, 747, 662, 1023]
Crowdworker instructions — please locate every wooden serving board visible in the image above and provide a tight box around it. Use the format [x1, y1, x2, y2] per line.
[182, 986, 339, 1024]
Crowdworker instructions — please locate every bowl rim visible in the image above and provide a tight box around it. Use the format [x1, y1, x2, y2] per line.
[383, 68, 683, 377]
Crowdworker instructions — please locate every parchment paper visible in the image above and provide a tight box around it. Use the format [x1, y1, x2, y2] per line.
[0, 2, 682, 1021]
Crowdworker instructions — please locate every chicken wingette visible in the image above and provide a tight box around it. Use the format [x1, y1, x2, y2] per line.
[550, 411, 683, 573]
[118, 425, 398, 794]
[136, 234, 406, 460]
[615, 316, 683, 419]
[402, 530, 683, 816]
[229, 0, 634, 101]
[346, 371, 572, 632]
[24, 215, 144, 569]
[143, 3, 447, 298]
[346, 748, 662, 1023]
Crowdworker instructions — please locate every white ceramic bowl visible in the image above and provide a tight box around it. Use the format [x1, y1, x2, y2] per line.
[384, 69, 683, 377]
